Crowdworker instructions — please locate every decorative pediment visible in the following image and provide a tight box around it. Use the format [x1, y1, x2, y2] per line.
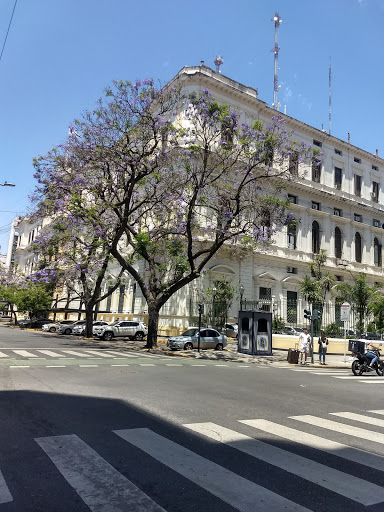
[256, 272, 278, 281]
[209, 265, 236, 275]
[281, 275, 302, 284]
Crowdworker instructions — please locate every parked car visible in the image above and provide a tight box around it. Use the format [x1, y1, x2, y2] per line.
[72, 320, 109, 335]
[93, 320, 147, 341]
[58, 320, 86, 335]
[18, 318, 51, 329]
[167, 328, 227, 351]
[224, 323, 238, 338]
[42, 320, 74, 333]
[283, 326, 300, 336]
[361, 332, 382, 341]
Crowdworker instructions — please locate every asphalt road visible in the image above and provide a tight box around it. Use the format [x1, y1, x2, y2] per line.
[1, 327, 384, 512]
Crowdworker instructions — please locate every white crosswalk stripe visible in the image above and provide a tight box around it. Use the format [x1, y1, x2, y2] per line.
[114, 428, 310, 512]
[290, 414, 384, 444]
[12, 350, 39, 358]
[61, 350, 94, 358]
[0, 468, 12, 504]
[83, 350, 117, 358]
[36, 434, 165, 512]
[330, 411, 384, 427]
[37, 350, 67, 358]
[184, 422, 384, 506]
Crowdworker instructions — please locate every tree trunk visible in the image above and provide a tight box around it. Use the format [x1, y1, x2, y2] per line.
[84, 303, 95, 338]
[145, 301, 159, 349]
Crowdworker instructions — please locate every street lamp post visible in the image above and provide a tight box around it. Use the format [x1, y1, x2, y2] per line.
[212, 286, 217, 329]
[239, 284, 244, 311]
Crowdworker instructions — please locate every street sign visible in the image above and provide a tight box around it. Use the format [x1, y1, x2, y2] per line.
[340, 302, 351, 321]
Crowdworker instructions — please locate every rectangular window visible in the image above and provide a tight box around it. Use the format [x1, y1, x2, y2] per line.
[373, 219, 381, 228]
[312, 158, 321, 182]
[106, 287, 114, 312]
[289, 151, 299, 175]
[313, 139, 322, 147]
[334, 167, 342, 189]
[286, 291, 297, 324]
[312, 201, 320, 211]
[286, 266, 297, 274]
[334, 149, 342, 156]
[259, 287, 272, 300]
[372, 165, 378, 171]
[354, 157, 361, 164]
[118, 285, 125, 313]
[333, 208, 342, 217]
[288, 194, 297, 204]
[372, 181, 379, 203]
[354, 213, 363, 223]
[354, 174, 362, 197]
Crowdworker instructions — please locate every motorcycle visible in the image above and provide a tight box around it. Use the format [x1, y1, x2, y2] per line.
[351, 348, 384, 376]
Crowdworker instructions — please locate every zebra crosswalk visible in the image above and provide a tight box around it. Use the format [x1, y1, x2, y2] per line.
[0, 348, 165, 361]
[287, 367, 384, 384]
[2, 408, 384, 510]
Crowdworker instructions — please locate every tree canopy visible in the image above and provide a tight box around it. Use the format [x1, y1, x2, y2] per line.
[31, 78, 310, 347]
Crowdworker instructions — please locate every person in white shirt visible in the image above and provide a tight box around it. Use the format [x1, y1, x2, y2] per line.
[299, 328, 311, 364]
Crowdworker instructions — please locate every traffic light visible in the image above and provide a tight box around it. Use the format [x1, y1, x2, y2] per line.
[304, 309, 312, 321]
[312, 309, 321, 321]
[198, 304, 205, 314]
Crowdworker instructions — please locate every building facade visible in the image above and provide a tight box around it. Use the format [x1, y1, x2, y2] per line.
[9, 63, 384, 332]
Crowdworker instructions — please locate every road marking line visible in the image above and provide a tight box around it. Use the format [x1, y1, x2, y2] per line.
[330, 411, 384, 427]
[0, 469, 12, 504]
[35, 434, 165, 512]
[37, 350, 67, 358]
[111, 364, 130, 367]
[290, 415, 384, 445]
[310, 372, 350, 375]
[238, 366, 250, 368]
[240, 418, 384, 472]
[10, 366, 30, 368]
[139, 364, 155, 367]
[61, 350, 93, 358]
[46, 366, 66, 368]
[368, 410, 384, 415]
[103, 351, 139, 358]
[334, 376, 379, 380]
[114, 428, 310, 512]
[184, 422, 384, 506]
[165, 364, 183, 366]
[84, 350, 116, 358]
[0, 352, 9, 358]
[215, 364, 228, 367]
[79, 365, 99, 368]
[191, 364, 206, 366]
[355, 380, 384, 384]
[13, 350, 39, 358]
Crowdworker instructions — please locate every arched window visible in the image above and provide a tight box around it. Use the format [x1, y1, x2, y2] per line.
[374, 238, 382, 267]
[355, 232, 362, 263]
[334, 227, 342, 259]
[312, 221, 320, 254]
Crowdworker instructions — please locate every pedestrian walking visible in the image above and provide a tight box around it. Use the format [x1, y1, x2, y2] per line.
[299, 328, 311, 364]
[318, 331, 328, 365]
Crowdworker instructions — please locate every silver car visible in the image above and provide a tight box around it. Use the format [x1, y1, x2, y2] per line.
[72, 320, 109, 335]
[42, 320, 74, 333]
[167, 328, 227, 351]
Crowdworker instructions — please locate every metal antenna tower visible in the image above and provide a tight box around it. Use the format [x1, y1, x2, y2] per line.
[214, 56, 223, 73]
[329, 57, 332, 135]
[272, 12, 282, 110]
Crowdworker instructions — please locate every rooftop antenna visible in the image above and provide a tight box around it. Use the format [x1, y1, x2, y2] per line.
[272, 12, 282, 110]
[329, 56, 332, 135]
[214, 56, 223, 73]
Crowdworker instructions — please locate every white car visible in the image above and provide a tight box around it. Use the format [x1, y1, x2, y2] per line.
[93, 320, 147, 341]
[42, 320, 74, 333]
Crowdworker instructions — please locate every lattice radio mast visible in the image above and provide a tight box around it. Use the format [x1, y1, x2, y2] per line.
[272, 12, 282, 110]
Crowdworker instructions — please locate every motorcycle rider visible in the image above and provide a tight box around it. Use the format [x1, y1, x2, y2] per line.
[365, 341, 381, 368]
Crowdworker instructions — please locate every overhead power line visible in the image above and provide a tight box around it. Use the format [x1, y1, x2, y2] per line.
[0, 0, 18, 64]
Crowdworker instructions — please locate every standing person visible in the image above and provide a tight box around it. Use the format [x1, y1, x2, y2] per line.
[299, 328, 311, 365]
[318, 331, 328, 365]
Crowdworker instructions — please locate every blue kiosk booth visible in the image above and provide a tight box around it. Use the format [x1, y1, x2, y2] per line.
[238, 310, 272, 356]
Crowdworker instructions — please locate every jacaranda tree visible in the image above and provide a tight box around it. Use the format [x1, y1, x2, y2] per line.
[32, 79, 310, 347]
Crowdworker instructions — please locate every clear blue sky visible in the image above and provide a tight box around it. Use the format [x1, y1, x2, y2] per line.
[0, 0, 383, 253]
